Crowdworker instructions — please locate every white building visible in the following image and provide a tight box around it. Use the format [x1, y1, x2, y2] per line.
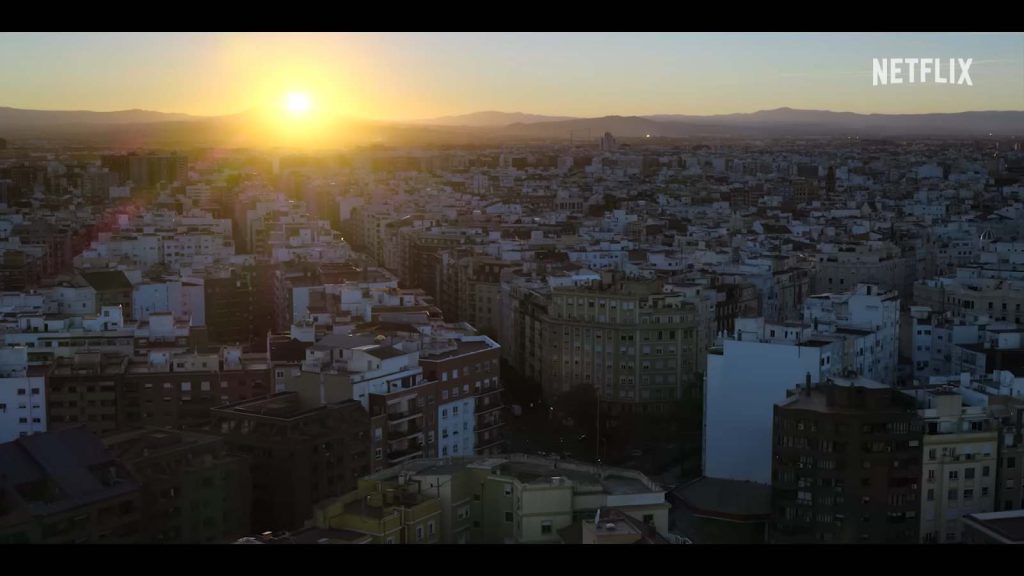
[802, 283, 900, 385]
[704, 317, 839, 484]
[0, 347, 46, 442]
[902, 385, 998, 543]
[132, 277, 206, 326]
[437, 386, 475, 458]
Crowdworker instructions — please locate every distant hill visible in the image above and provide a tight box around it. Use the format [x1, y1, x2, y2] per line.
[642, 108, 1024, 137]
[0, 106, 200, 126]
[412, 110, 577, 127]
[2, 106, 1023, 148]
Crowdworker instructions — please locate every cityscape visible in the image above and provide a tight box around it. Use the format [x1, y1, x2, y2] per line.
[1, 31, 1024, 545]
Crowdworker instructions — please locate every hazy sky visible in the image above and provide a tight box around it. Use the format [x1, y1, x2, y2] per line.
[1, 32, 1022, 119]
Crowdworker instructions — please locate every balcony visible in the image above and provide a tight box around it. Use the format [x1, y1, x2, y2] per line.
[476, 434, 505, 452]
[389, 424, 424, 443]
[476, 404, 503, 417]
[387, 406, 423, 423]
[476, 419, 505, 433]
[388, 444, 424, 463]
[474, 384, 504, 397]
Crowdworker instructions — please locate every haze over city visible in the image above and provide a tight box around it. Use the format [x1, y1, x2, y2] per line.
[3, 31, 1024, 547]
[2, 32, 1023, 119]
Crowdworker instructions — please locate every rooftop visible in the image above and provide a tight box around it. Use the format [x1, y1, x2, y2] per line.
[964, 510, 1024, 543]
[672, 477, 771, 520]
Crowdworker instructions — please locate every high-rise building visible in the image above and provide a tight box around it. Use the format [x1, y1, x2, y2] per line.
[770, 377, 922, 543]
[909, 385, 999, 543]
[542, 279, 700, 413]
[102, 428, 252, 543]
[206, 392, 370, 532]
[128, 152, 188, 190]
[600, 132, 618, 152]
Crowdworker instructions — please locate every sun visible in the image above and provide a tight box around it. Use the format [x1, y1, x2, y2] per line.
[285, 92, 312, 116]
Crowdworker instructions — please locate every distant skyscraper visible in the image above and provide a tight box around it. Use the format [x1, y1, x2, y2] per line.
[102, 152, 187, 189]
[600, 132, 617, 152]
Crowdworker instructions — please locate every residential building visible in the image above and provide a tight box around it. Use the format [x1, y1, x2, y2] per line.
[0, 427, 142, 543]
[770, 377, 922, 543]
[206, 392, 370, 532]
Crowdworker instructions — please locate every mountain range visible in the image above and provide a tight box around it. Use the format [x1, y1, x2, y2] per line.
[1, 106, 1022, 148]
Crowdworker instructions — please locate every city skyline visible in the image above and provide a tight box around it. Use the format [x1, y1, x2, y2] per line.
[2, 32, 1023, 119]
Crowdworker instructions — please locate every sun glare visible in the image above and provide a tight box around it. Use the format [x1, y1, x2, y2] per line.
[286, 92, 312, 116]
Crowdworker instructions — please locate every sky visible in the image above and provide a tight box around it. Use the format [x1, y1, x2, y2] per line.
[1, 32, 1022, 119]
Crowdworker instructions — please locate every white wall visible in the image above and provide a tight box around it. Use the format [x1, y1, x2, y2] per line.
[0, 373, 47, 443]
[437, 397, 475, 457]
[704, 338, 828, 484]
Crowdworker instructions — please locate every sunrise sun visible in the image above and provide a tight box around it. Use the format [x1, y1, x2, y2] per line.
[285, 92, 312, 116]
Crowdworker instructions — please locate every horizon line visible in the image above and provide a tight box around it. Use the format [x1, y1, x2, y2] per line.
[4, 104, 1024, 123]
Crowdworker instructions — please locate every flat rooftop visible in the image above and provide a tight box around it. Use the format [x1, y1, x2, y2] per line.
[419, 339, 496, 360]
[673, 476, 771, 519]
[964, 510, 1024, 543]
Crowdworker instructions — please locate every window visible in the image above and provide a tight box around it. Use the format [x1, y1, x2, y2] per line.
[442, 390, 449, 401]
[428, 521, 435, 536]
[949, 470, 959, 481]
[983, 465, 991, 478]
[541, 521, 553, 535]
[416, 526, 424, 541]
[964, 489, 974, 502]
[16, 389, 25, 396]
[30, 388, 39, 395]
[505, 512, 513, 523]
[928, 449, 936, 461]
[643, 514, 654, 526]
[948, 489, 958, 501]
[1009, 457, 1017, 469]
[375, 448, 382, 461]
[504, 485, 512, 497]
[965, 468, 975, 480]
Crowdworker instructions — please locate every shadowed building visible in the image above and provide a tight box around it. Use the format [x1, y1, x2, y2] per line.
[0, 426, 142, 543]
[206, 392, 370, 532]
[103, 428, 251, 543]
[770, 376, 922, 543]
